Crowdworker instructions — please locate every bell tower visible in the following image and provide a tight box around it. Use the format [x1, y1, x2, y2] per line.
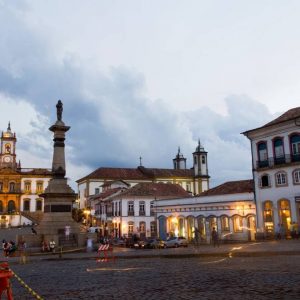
[193, 139, 210, 194]
[173, 147, 187, 169]
[0, 122, 17, 170]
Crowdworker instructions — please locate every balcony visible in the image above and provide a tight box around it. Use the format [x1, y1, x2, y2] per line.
[256, 154, 300, 170]
[139, 211, 145, 216]
[128, 211, 134, 216]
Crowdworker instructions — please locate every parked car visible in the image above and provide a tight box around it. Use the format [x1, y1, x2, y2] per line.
[112, 238, 126, 247]
[144, 238, 166, 249]
[164, 237, 188, 248]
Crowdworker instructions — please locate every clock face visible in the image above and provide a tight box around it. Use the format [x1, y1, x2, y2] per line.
[4, 156, 11, 163]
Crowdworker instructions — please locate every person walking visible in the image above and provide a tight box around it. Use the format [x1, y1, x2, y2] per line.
[18, 240, 27, 264]
[211, 227, 219, 248]
[49, 239, 56, 253]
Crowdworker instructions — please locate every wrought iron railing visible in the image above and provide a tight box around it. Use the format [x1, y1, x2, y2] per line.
[256, 154, 300, 169]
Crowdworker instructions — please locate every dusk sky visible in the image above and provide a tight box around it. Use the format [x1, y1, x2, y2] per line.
[1, 1, 300, 189]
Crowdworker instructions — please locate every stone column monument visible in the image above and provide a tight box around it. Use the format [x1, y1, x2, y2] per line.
[37, 100, 84, 246]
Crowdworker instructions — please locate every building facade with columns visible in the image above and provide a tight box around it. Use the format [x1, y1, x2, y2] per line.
[0, 123, 52, 227]
[155, 180, 256, 242]
[243, 107, 300, 237]
[77, 141, 210, 209]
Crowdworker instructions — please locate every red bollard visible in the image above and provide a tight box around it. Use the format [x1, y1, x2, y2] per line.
[0, 262, 13, 300]
[97, 244, 115, 262]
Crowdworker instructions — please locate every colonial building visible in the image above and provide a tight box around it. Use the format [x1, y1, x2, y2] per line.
[77, 141, 210, 209]
[243, 107, 300, 237]
[91, 182, 190, 238]
[0, 123, 52, 227]
[155, 180, 256, 242]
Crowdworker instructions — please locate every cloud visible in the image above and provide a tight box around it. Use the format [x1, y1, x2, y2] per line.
[0, 2, 278, 189]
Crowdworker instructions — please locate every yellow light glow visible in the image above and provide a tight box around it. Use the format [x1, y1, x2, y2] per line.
[172, 217, 178, 224]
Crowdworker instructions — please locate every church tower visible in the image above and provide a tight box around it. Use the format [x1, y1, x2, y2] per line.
[0, 122, 17, 170]
[173, 147, 187, 169]
[193, 140, 209, 194]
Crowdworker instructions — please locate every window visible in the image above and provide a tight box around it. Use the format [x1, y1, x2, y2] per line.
[0, 182, 3, 192]
[221, 216, 230, 231]
[36, 199, 43, 211]
[276, 172, 287, 186]
[260, 174, 270, 188]
[128, 201, 134, 216]
[233, 216, 243, 232]
[9, 182, 15, 192]
[194, 156, 197, 164]
[0, 201, 3, 212]
[293, 169, 300, 184]
[7, 200, 16, 213]
[291, 134, 300, 155]
[23, 199, 30, 211]
[139, 201, 145, 216]
[24, 181, 31, 193]
[139, 221, 146, 232]
[274, 138, 285, 164]
[263, 201, 274, 234]
[186, 184, 190, 192]
[201, 156, 205, 164]
[258, 142, 268, 161]
[95, 188, 100, 194]
[150, 221, 156, 237]
[36, 181, 43, 193]
[5, 143, 11, 154]
[128, 222, 134, 235]
[150, 201, 154, 216]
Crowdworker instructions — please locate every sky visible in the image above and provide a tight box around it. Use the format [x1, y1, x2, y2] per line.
[1, 0, 300, 189]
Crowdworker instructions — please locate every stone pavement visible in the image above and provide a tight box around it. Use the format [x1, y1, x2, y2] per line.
[2, 240, 300, 299]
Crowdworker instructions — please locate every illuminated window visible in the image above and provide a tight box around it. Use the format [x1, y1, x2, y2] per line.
[233, 216, 243, 232]
[221, 216, 230, 231]
[263, 201, 274, 233]
[128, 222, 134, 235]
[150, 221, 156, 236]
[139, 221, 146, 232]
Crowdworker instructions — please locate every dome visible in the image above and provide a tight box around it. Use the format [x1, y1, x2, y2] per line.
[3, 122, 14, 138]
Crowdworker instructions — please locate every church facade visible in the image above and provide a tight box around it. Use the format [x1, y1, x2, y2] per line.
[0, 124, 52, 227]
[77, 141, 210, 210]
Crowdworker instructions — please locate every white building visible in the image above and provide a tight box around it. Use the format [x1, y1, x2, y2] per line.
[76, 141, 210, 209]
[243, 107, 300, 237]
[155, 180, 256, 242]
[92, 182, 190, 238]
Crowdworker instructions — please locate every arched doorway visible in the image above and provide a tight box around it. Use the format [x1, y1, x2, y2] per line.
[187, 216, 195, 241]
[197, 216, 206, 241]
[263, 201, 274, 235]
[158, 216, 167, 240]
[247, 215, 256, 241]
[178, 217, 185, 237]
[278, 199, 291, 235]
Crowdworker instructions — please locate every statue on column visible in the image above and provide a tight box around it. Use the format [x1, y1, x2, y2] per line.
[56, 100, 63, 121]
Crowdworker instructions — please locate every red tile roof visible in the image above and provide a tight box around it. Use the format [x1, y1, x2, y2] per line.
[113, 182, 191, 198]
[88, 187, 124, 201]
[77, 166, 194, 182]
[242, 107, 300, 134]
[199, 180, 253, 196]
[20, 168, 52, 176]
[77, 167, 149, 182]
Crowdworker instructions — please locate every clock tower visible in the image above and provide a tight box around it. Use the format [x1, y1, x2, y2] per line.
[0, 122, 17, 170]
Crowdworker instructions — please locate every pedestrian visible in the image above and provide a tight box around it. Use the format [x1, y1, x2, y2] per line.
[275, 223, 281, 240]
[18, 240, 27, 264]
[49, 239, 56, 253]
[65, 225, 70, 241]
[279, 224, 286, 239]
[31, 227, 37, 235]
[211, 227, 219, 247]
[42, 240, 49, 252]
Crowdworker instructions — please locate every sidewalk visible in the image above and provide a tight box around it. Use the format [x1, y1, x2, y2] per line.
[3, 239, 300, 263]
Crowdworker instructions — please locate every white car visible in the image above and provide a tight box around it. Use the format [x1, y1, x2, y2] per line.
[164, 237, 188, 248]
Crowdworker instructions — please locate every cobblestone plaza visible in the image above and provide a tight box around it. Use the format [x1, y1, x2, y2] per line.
[9, 250, 300, 299]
